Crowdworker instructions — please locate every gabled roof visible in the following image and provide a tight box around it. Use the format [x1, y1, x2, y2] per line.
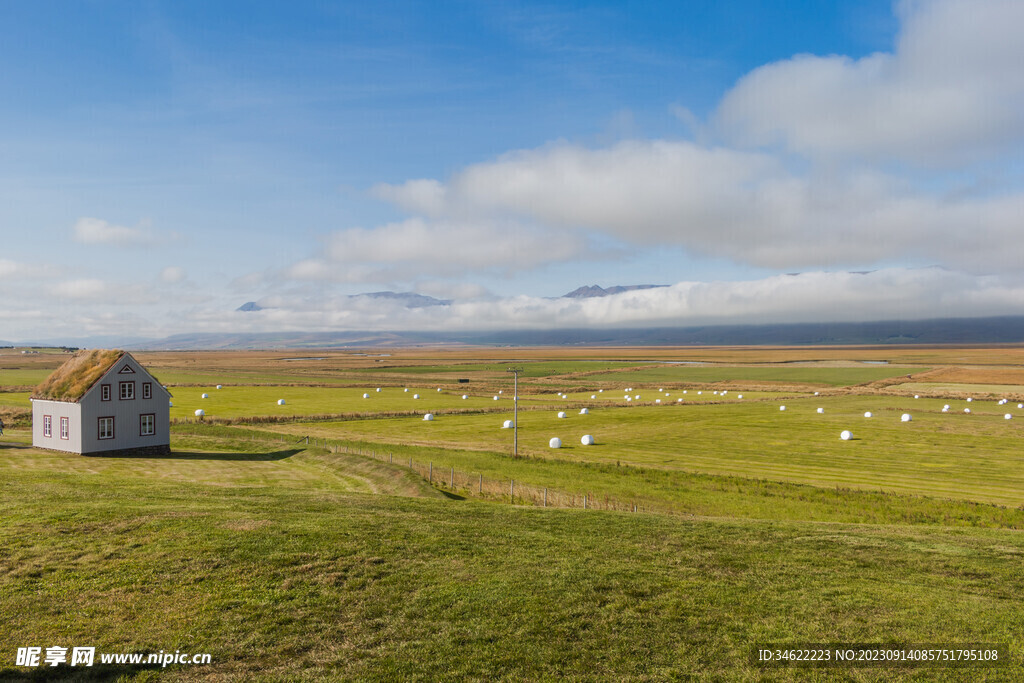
[31, 349, 126, 402]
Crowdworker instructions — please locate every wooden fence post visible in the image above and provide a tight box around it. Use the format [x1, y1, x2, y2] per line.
[584, 494, 588, 510]
[510, 479, 514, 503]
[544, 488, 547, 507]
[450, 467, 454, 487]
[479, 474, 482, 493]
[429, 462, 432, 482]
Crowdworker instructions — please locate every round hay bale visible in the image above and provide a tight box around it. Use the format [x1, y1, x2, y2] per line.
[677, 398, 683, 402]
[1018, 403, 1023, 409]
[437, 388, 442, 392]
[548, 437, 562, 449]
[462, 394, 468, 399]
[816, 407, 824, 414]
[591, 394, 596, 399]
[737, 394, 743, 399]
[864, 411, 872, 418]
[683, 390, 688, 394]
[1005, 413, 1013, 420]
[413, 394, 420, 399]
[201, 393, 209, 399]
[216, 385, 222, 390]
[581, 434, 595, 446]
[194, 409, 205, 417]
[967, 397, 973, 402]
[423, 413, 434, 421]
[964, 408, 971, 414]
[914, 395, 920, 399]
[169, 401, 173, 407]
[901, 413, 912, 422]
[814, 391, 820, 396]
[362, 393, 370, 399]
[655, 399, 661, 404]
[499, 390, 503, 394]
[376, 388, 381, 392]
[404, 388, 409, 392]
[840, 430, 852, 441]
[277, 399, 286, 405]
[579, 408, 589, 414]
[493, 396, 499, 401]
[599, 389, 603, 393]
[779, 405, 786, 411]
[557, 411, 566, 418]
[502, 420, 513, 429]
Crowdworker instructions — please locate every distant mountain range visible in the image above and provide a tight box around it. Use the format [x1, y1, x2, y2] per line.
[237, 291, 450, 313]
[562, 284, 668, 298]
[125, 316, 1024, 350]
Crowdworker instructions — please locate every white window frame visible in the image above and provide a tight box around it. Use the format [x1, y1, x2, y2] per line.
[43, 415, 52, 438]
[119, 381, 134, 400]
[140, 414, 155, 436]
[142, 382, 152, 400]
[60, 417, 69, 440]
[98, 417, 114, 440]
[101, 384, 111, 401]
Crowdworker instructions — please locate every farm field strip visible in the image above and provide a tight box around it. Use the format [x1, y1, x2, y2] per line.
[267, 395, 1024, 506]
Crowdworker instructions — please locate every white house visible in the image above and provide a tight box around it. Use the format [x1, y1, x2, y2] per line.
[31, 350, 171, 456]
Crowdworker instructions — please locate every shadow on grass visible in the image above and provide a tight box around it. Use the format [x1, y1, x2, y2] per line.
[438, 489, 467, 501]
[90, 448, 303, 462]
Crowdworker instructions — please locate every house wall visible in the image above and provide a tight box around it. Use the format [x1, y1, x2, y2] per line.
[78, 355, 170, 455]
[31, 400, 82, 453]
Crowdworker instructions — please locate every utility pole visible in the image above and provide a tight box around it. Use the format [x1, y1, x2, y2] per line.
[507, 367, 522, 457]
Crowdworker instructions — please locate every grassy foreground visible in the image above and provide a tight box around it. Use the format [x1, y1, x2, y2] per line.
[1, 439, 1023, 681]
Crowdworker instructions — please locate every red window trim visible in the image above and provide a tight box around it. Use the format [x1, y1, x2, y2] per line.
[101, 384, 111, 401]
[139, 413, 156, 437]
[60, 416, 69, 440]
[98, 416, 115, 440]
[43, 415, 52, 438]
[142, 382, 152, 400]
[119, 381, 135, 401]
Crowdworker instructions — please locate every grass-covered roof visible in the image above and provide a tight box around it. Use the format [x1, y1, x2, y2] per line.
[31, 349, 125, 402]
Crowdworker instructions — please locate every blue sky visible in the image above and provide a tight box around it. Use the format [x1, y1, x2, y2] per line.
[2, 0, 1023, 342]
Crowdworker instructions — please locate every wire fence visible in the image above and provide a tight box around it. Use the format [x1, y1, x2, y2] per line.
[285, 434, 660, 514]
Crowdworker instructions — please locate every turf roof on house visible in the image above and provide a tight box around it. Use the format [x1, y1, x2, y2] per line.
[31, 349, 126, 402]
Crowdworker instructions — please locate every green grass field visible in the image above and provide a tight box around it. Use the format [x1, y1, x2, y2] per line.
[3, 348, 1024, 680]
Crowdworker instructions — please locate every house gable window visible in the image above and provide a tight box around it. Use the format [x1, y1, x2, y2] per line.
[60, 417, 69, 440]
[98, 417, 114, 440]
[43, 415, 52, 438]
[119, 381, 135, 400]
[140, 414, 155, 436]
[101, 384, 111, 401]
[118, 364, 135, 374]
[143, 382, 152, 400]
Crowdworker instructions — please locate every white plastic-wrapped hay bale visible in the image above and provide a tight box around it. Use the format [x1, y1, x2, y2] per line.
[590, 394, 596, 399]
[677, 398, 683, 403]
[277, 399, 286, 405]
[1018, 403, 1023, 409]
[737, 394, 743, 399]
[413, 394, 420, 399]
[579, 408, 589, 415]
[814, 391, 819, 396]
[697, 391, 702, 395]
[557, 411, 566, 418]
[779, 405, 786, 411]
[1005, 413, 1013, 420]
[581, 434, 595, 446]
[655, 399, 661, 404]
[216, 384, 222, 390]
[964, 408, 971, 414]
[967, 397, 973, 403]
[194, 409, 205, 417]
[502, 420, 514, 429]
[462, 394, 468, 400]
[169, 401, 174, 407]
[943, 404, 950, 411]
[901, 413, 912, 422]
[914, 395, 919, 399]
[362, 393, 370, 399]
[599, 389, 603, 393]
[423, 413, 434, 421]
[816, 408, 824, 414]
[549, 437, 562, 448]
[404, 388, 409, 393]
[864, 411, 872, 418]
[493, 395, 499, 401]
[499, 390, 503, 394]
[201, 393, 209, 399]
[840, 430, 852, 441]
[437, 388, 442, 392]
[376, 388, 381, 392]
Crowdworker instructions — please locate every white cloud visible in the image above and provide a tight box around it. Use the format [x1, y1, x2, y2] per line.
[715, 0, 1024, 165]
[284, 217, 594, 282]
[0, 259, 55, 280]
[159, 266, 187, 284]
[373, 140, 1024, 272]
[48, 279, 159, 305]
[72, 217, 162, 247]
[194, 268, 1024, 333]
